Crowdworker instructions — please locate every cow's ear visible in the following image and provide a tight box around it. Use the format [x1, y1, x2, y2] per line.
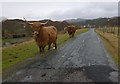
[64, 27, 67, 30]
[68, 26, 71, 28]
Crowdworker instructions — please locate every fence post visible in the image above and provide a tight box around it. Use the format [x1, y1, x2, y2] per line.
[118, 27, 119, 36]
[114, 27, 115, 34]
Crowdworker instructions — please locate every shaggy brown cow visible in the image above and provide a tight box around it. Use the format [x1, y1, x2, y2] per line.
[24, 18, 57, 52]
[64, 25, 77, 38]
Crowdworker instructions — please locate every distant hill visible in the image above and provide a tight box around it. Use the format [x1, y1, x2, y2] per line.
[39, 19, 70, 31]
[107, 17, 119, 27]
[2, 19, 32, 39]
[2, 16, 119, 39]
[71, 17, 119, 28]
[64, 18, 86, 23]
[2, 19, 70, 39]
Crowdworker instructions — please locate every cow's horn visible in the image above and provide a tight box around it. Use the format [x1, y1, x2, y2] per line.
[28, 23, 34, 25]
[23, 17, 27, 22]
[64, 27, 67, 30]
[23, 17, 33, 25]
[45, 21, 49, 24]
[41, 21, 49, 25]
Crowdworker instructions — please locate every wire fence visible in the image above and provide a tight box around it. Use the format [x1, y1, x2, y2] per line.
[97, 27, 119, 36]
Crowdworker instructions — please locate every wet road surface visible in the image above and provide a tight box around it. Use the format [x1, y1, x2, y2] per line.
[4, 29, 118, 82]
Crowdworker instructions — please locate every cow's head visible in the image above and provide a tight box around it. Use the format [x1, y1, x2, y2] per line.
[66, 25, 74, 31]
[64, 26, 72, 30]
[66, 25, 77, 33]
[68, 25, 77, 30]
[23, 17, 48, 33]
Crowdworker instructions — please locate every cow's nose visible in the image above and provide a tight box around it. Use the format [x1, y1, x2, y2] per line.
[34, 31, 39, 34]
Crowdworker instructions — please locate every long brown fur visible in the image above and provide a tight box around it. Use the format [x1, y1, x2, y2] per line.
[65, 25, 77, 38]
[35, 26, 57, 47]
[27, 22, 57, 52]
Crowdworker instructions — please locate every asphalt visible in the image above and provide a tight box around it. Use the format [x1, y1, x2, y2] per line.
[3, 29, 118, 82]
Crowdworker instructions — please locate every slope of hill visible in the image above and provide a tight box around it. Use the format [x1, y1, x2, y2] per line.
[2, 19, 32, 39]
[39, 19, 69, 31]
[2, 19, 70, 39]
[64, 18, 86, 23]
[2, 16, 118, 39]
[71, 17, 119, 28]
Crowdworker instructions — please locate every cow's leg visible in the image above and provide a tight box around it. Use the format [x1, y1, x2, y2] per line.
[48, 44, 51, 50]
[54, 42, 57, 49]
[42, 47, 45, 52]
[39, 46, 42, 52]
[72, 33, 74, 37]
[69, 34, 71, 38]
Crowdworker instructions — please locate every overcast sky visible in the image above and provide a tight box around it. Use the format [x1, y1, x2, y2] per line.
[1, 1, 118, 21]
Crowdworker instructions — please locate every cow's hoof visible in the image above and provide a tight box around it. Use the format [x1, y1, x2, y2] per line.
[53, 47, 56, 49]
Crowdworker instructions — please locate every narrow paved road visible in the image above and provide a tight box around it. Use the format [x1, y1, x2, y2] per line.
[4, 29, 118, 82]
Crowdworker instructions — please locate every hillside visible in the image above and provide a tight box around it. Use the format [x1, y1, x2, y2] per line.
[2, 19, 32, 39]
[64, 18, 86, 23]
[39, 19, 69, 31]
[71, 17, 119, 28]
[2, 16, 119, 39]
[2, 19, 70, 39]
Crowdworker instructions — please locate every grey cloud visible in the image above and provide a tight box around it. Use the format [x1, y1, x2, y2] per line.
[2, 2, 118, 21]
[47, 2, 118, 20]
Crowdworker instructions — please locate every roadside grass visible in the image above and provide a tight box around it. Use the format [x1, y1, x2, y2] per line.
[75, 28, 89, 36]
[2, 38, 22, 44]
[2, 40, 38, 71]
[98, 27, 118, 36]
[95, 29, 118, 66]
[2, 37, 32, 44]
[2, 28, 90, 72]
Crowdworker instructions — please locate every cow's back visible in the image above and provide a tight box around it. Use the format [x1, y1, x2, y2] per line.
[44, 26, 57, 43]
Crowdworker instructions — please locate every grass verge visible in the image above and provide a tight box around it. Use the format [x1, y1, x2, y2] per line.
[2, 28, 90, 73]
[95, 29, 118, 66]
[2, 37, 30, 44]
